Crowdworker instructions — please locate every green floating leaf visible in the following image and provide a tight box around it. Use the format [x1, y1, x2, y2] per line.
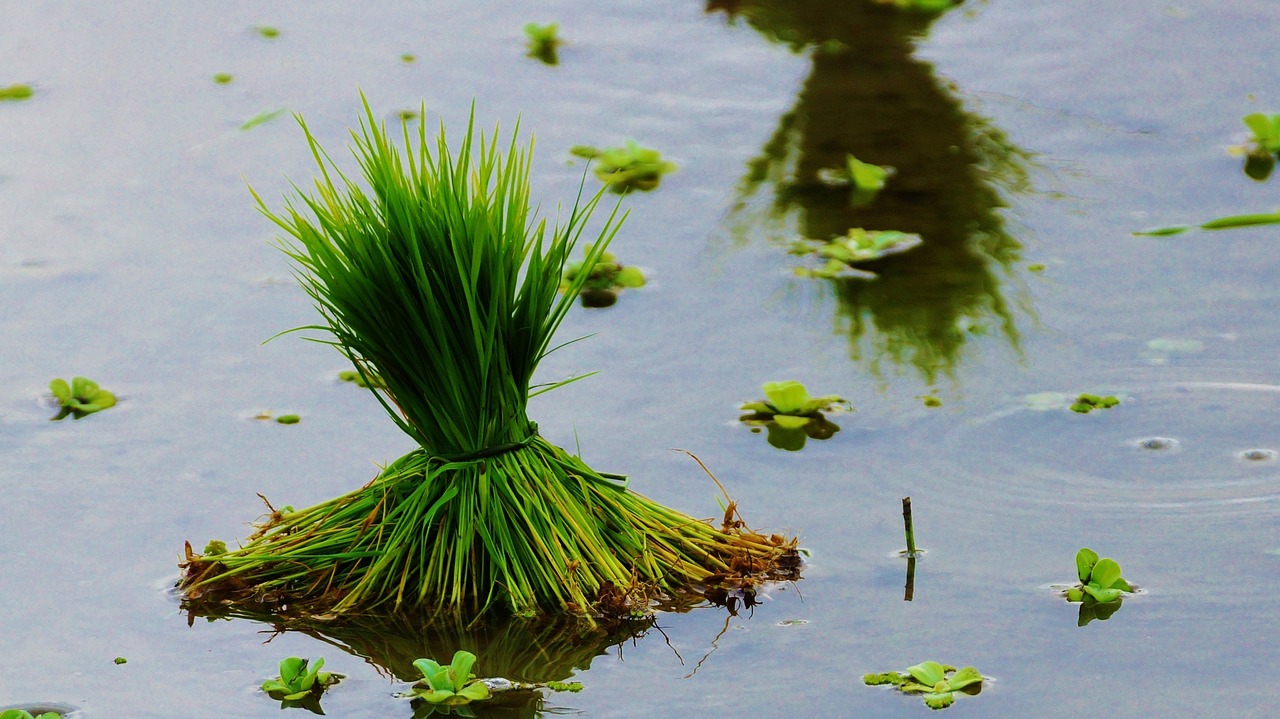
[790, 228, 923, 278]
[523, 22, 561, 64]
[213, 73, 234, 84]
[1076, 547, 1099, 584]
[1199, 211, 1280, 230]
[263, 656, 342, 702]
[1243, 112, 1280, 154]
[573, 140, 676, 192]
[0, 83, 35, 101]
[847, 154, 893, 191]
[868, 662, 982, 710]
[275, 414, 301, 424]
[559, 249, 645, 303]
[1133, 225, 1190, 237]
[49, 376, 117, 419]
[906, 661, 947, 687]
[256, 25, 280, 39]
[762, 380, 813, 416]
[1136, 209, 1280, 236]
[241, 108, 287, 131]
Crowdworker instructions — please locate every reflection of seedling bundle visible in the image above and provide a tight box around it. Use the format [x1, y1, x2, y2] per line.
[179, 101, 798, 622]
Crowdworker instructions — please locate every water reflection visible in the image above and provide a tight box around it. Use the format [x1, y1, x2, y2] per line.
[712, 0, 1033, 384]
[188, 609, 654, 718]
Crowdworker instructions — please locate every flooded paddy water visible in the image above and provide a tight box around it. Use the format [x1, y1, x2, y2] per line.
[2, 1, 1278, 716]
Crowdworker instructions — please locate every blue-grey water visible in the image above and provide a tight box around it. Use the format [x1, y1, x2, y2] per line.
[2, 1, 1278, 716]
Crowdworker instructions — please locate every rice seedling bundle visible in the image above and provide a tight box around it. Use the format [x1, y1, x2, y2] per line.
[180, 100, 798, 622]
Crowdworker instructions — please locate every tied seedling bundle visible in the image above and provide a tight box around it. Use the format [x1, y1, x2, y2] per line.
[180, 101, 799, 622]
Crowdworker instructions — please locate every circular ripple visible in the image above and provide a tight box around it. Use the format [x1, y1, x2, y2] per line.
[938, 382, 1280, 519]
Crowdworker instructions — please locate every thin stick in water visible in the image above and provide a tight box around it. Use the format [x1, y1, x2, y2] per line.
[902, 497, 916, 556]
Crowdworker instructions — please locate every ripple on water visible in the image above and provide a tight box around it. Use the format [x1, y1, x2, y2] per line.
[938, 382, 1280, 519]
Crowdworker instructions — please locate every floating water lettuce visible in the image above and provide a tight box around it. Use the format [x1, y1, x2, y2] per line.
[406, 651, 491, 709]
[402, 650, 583, 716]
[1235, 112, 1280, 180]
[241, 108, 287, 131]
[560, 250, 645, 307]
[0, 711, 61, 719]
[262, 656, 342, 707]
[1066, 548, 1133, 604]
[1069, 393, 1118, 414]
[570, 141, 677, 193]
[338, 369, 386, 389]
[816, 153, 894, 202]
[49, 376, 116, 420]
[0, 83, 35, 101]
[1243, 112, 1280, 154]
[523, 22, 561, 65]
[864, 661, 984, 710]
[1134, 209, 1280, 236]
[740, 381, 850, 451]
[790, 229, 923, 279]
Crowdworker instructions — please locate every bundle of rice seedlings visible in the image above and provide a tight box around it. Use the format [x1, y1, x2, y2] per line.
[179, 100, 799, 622]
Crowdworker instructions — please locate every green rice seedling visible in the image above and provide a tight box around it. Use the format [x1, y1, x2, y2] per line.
[180, 99, 799, 623]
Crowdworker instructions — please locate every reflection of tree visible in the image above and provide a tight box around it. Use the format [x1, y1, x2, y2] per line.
[712, 0, 1032, 384]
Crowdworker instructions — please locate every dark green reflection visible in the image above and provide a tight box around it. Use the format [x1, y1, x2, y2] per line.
[712, 0, 1032, 384]
[186, 608, 651, 718]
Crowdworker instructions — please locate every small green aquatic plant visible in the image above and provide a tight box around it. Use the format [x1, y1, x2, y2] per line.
[864, 661, 984, 710]
[1244, 112, 1280, 154]
[1066, 548, 1133, 604]
[559, 249, 645, 307]
[1134, 209, 1280, 236]
[1237, 112, 1280, 180]
[407, 651, 491, 708]
[262, 656, 342, 701]
[570, 141, 677, 193]
[1064, 548, 1134, 626]
[275, 414, 301, 425]
[213, 73, 234, 84]
[1069, 393, 1119, 414]
[256, 25, 280, 39]
[817, 153, 894, 202]
[740, 381, 850, 450]
[741, 381, 849, 427]
[790, 229, 923, 279]
[523, 22, 561, 65]
[338, 369, 386, 389]
[49, 376, 116, 420]
[0, 83, 35, 101]
[0, 711, 61, 719]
